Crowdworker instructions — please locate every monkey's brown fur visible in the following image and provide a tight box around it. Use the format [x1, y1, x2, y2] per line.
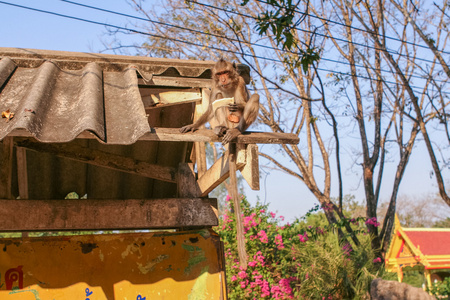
[180, 59, 259, 144]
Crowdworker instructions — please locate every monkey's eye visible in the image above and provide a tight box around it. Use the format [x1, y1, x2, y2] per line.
[215, 71, 229, 76]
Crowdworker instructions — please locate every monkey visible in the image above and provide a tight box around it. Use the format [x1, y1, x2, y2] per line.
[180, 58, 259, 144]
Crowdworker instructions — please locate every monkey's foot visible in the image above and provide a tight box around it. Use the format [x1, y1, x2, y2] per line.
[213, 126, 228, 137]
[222, 128, 241, 144]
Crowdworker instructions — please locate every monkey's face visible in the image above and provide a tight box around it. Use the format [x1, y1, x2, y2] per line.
[215, 71, 234, 90]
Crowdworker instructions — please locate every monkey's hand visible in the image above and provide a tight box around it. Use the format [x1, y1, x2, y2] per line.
[180, 124, 197, 133]
[222, 128, 241, 145]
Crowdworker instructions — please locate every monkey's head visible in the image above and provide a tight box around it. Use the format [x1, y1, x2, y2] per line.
[212, 59, 239, 91]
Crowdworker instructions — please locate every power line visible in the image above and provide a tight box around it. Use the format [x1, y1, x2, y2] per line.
[57, 0, 448, 84]
[0, 0, 446, 95]
[255, 0, 450, 56]
[189, 0, 446, 65]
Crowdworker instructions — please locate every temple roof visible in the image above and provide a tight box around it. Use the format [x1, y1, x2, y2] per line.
[385, 216, 450, 271]
[403, 229, 450, 256]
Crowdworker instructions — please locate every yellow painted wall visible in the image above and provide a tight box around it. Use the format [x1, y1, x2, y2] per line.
[0, 229, 226, 299]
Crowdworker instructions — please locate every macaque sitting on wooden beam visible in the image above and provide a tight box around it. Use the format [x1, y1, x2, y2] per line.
[180, 58, 259, 144]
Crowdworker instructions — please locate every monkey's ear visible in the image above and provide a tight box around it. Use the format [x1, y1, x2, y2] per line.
[232, 62, 237, 69]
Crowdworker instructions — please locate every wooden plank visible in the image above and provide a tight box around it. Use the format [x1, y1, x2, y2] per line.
[146, 129, 300, 144]
[195, 142, 207, 178]
[8, 128, 300, 144]
[197, 148, 246, 197]
[177, 163, 202, 198]
[0, 198, 218, 231]
[16, 147, 29, 199]
[138, 76, 211, 88]
[229, 143, 247, 268]
[240, 144, 260, 190]
[15, 139, 177, 183]
[0, 137, 13, 199]
[140, 87, 201, 107]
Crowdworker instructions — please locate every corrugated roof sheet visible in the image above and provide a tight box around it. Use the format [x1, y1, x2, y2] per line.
[0, 48, 217, 200]
[0, 48, 213, 144]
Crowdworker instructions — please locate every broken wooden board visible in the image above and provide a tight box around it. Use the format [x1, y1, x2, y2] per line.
[0, 198, 218, 231]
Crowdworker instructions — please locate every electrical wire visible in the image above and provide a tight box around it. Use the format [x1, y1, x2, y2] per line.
[254, 0, 450, 55]
[0, 0, 447, 95]
[188, 0, 447, 65]
[58, 0, 449, 84]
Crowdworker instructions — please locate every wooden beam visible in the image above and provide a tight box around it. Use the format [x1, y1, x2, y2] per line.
[15, 139, 177, 183]
[197, 148, 246, 197]
[239, 144, 260, 190]
[8, 128, 300, 144]
[0, 137, 13, 199]
[0, 198, 218, 231]
[177, 163, 201, 198]
[16, 147, 29, 199]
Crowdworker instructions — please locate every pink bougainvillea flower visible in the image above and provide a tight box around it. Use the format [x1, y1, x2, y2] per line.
[231, 275, 237, 282]
[248, 260, 257, 267]
[373, 257, 382, 263]
[342, 243, 352, 256]
[238, 270, 248, 279]
[240, 280, 248, 288]
[257, 230, 268, 243]
[365, 217, 380, 227]
[298, 232, 308, 242]
[275, 234, 285, 249]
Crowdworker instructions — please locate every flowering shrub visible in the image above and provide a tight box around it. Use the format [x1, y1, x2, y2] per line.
[429, 277, 450, 298]
[216, 195, 387, 299]
[218, 195, 300, 299]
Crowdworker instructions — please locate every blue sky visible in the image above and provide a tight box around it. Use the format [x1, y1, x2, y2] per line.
[1, 0, 447, 222]
[0, 0, 138, 53]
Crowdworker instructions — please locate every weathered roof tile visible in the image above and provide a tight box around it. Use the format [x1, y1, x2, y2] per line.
[0, 48, 214, 144]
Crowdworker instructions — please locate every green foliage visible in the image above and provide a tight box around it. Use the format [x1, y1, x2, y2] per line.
[216, 195, 388, 299]
[240, 0, 320, 73]
[402, 268, 426, 288]
[429, 277, 450, 298]
[254, 0, 297, 50]
[293, 232, 379, 299]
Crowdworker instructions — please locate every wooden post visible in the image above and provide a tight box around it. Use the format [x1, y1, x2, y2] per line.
[424, 269, 431, 289]
[0, 137, 13, 199]
[195, 142, 207, 178]
[177, 163, 201, 198]
[194, 88, 210, 177]
[239, 144, 260, 190]
[16, 147, 29, 199]
[229, 143, 247, 268]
